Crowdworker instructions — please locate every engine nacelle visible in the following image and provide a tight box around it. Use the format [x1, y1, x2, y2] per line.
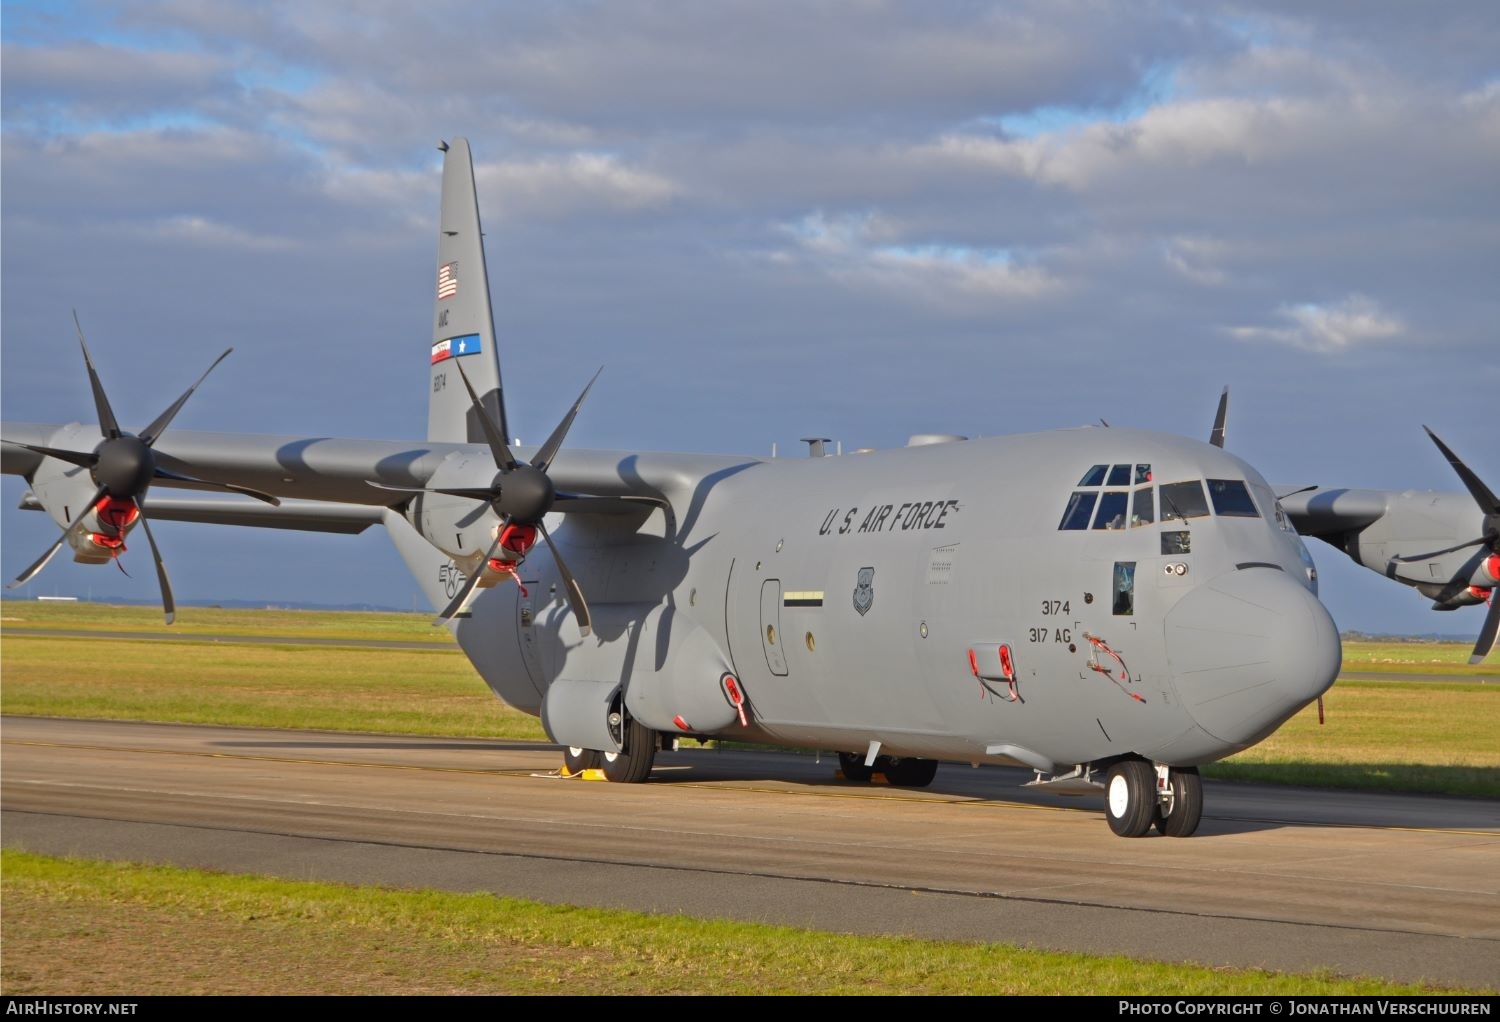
[1419, 582, 1491, 610]
[67, 495, 140, 565]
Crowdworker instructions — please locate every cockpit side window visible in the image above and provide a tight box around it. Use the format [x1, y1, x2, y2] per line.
[1092, 491, 1129, 529]
[1059, 491, 1098, 530]
[1078, 465, 1108, 486]
[1251, 482, 1294, 531]
[1130, 487, 1154, 527]
[1160, 480, 1210, 521]
[1135, 463, 1152, 484]
[1208, 479, 1260, 517]
[1106, 464, 1132, 487]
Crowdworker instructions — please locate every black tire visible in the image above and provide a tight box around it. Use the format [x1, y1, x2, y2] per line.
[1104, 760, 1156, 837]
[838, 751, 874, 782]
[601, 715, 657, 783]
[1153, 767, 1203, 837]
[563, 746, 600, 775]
[882, 757, 939, 787]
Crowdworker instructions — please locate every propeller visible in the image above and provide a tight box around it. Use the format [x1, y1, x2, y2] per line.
[1416, 426, 1500, 664]
[7, 315, 279, 623]
[378, 359, 600, 634]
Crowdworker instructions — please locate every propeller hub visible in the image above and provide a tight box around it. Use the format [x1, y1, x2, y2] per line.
[495, 463, 556, 523]
[92, 435, 155, 497]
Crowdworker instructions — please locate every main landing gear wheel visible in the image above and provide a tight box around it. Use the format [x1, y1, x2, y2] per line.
[838, 751, 874, 782]
[882, 757, 939, 787]
[1104, 760, 1156, 837]
[563, 746, 600, 775]
[1153, 766, 1203, 838]
[601, 715, 657, 783]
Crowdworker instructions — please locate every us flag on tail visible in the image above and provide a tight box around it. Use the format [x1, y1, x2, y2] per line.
[437, 262, 458, 300]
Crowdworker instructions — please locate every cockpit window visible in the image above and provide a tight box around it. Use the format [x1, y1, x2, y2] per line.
[1207, 479, 1260, 518]
[1130, 487, 1154, 527]
[1092, 492, 1129, 530]
[1078, 465, 1108, 487]
[1059, 491, 1098, 530]
[1135, 464, 1152, 484]
[1160, 480, 1210, 521]
[1106, 464, 1132, 487]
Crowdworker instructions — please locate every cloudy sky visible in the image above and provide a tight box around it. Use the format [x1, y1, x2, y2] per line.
[3, 1, 1497, 635]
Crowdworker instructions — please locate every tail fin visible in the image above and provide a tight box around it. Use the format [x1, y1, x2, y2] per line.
[428, 138, 509, 445]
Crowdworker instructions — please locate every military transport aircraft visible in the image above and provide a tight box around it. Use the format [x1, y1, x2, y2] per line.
[2, 139, 1491, 839]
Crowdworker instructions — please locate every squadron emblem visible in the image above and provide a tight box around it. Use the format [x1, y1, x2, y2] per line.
[853, 566, 875, 616]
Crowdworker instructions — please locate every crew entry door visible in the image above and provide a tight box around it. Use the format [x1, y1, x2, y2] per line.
[760, 579, 789, 676]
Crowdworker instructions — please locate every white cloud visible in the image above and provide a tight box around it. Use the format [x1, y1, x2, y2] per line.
[150, 214, 296, 251]
[476, 153, 678, 221]
[773, 211, 1061, 308]
[1163, 236, 1231, 285]
[1227, 294, 1405, 353]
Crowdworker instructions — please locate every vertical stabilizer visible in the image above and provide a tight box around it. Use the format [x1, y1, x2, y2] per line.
[428, 138, 509, 444]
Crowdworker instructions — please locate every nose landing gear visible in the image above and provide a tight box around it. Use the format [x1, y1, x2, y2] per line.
[1104, 759, 1202, 837]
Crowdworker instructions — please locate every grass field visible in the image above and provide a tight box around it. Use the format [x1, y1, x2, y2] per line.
[2, 602, 1497, 796]
[2, 851, 1472, 996]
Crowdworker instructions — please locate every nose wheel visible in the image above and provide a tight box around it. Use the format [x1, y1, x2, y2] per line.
[1153, 766, 1203, 837]
[1105, 760, 1156, 836]
[1105, 760, 1203, 837]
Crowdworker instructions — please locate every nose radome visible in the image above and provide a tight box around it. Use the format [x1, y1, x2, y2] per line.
[1164, 567, 1341, 748]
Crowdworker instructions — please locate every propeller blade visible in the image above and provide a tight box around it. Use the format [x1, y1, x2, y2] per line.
[1276, 485, 1319, 501]
[140, 348, 234, 445]
[533, 368, 602, 474]
[13, 443, 96, 469]
[74, 312, 122, 440]
[135, 508, 176, 625]
[7, 484, 108, 588]
[433, 520, 508, 625]
[1209, 386, 1228, 449]
[537, 519, 591, 638]
[1471, 597, 1499, 665]
[1392, 537, 1487, 563]
[453, 359, 517, 472]
[1423, 426, 1500, 516]
[150, 467, 280, 506]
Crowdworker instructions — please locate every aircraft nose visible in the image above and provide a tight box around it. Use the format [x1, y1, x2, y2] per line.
[1164, 567, 1341, 748]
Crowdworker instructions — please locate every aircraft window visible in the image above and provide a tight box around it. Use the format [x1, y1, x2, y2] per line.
[1162, 531, 1191, 555]
[1135, 464, 1153, 484]
[1208, 479, 1260, 518]
[1078, 465, 1108, 486]
[1250, 483, 1293, 532]
[1130, 487, 1154, 527]
[1160, 481, 1209, 521]
[1113, 561, 1136, 616]
[1107, 464, 1132, 487]
[1092, 492, 1129, 530]
[1059, 491, 1098, 530]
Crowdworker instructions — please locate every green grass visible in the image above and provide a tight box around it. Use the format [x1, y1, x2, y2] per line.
[2, 851, 1471, 996]
[1337, 640, 1496, 678]
[0, 634, 546, 739]
[0, 600, 452, 643]
[1207, 680, 1500, 797]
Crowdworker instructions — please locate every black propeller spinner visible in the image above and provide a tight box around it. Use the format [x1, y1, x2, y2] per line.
[1392, 427, 1500, 665]
[373, 360, 600, 634]
[7, 315, 280, 623]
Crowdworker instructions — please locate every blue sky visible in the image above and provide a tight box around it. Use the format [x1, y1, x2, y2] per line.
[3, 1, 1497, 635]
